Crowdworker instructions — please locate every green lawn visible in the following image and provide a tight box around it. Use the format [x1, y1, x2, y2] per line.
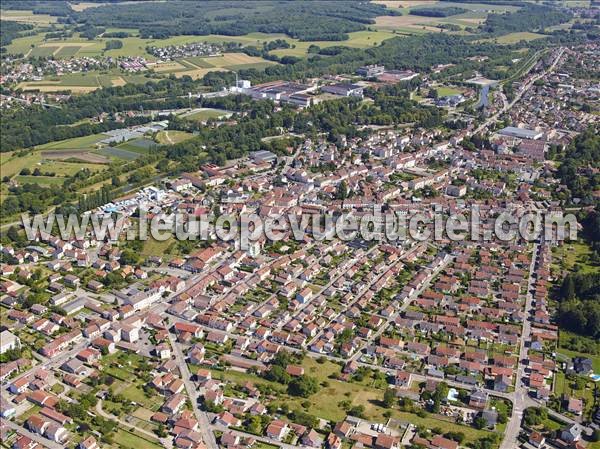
[120, 384, 163, 411]
[15, 175, 66, 186]
[17, 404, 41, 424]
[553, 371, 597, 419]
[436, 86, 464, 97]
[141, 237, 176, 258]
[110, 429, 163, 449]
[557, 346, 600, 373]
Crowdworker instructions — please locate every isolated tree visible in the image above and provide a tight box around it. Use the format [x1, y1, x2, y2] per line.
[383, 388, 396, 408]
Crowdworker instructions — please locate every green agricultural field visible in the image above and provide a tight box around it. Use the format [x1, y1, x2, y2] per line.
[2, 32, 46, 55]
[36, 134, 108, 150]
[97, 146, 141, 161]
[16, 70, 147, 93]
[270, 30, 397, 57]
[29, 46, 57, 57]
[495, 32, 548, 44]
[54, 46, 81, 58]
[0, 9, 57, 24]
[0, 149, 107, 180]
[181, 57, 217, 69]
[115, 141, 154, 155]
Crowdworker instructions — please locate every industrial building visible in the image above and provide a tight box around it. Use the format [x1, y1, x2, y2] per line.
[357, 64, 385, 77]
[498, 126, 544, 140]
[321, 83, 364, 98]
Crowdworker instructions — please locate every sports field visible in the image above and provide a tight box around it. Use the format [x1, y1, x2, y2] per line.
[436, 86, 464, 97]
[184, 108, 232, 122]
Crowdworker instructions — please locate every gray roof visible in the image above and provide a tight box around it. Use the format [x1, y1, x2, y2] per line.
[498, 126, 542, 139]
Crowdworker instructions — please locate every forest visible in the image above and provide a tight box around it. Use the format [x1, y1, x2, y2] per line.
[558, 271, 600, 340]
[409, 7, 468, 18]
[557, 127, 600, 206]
[72, 1, 396, 41]
[1, 0, 72, 16]
[0, 77, 201, 151]
[481, 4, 573, 35]
[0, 21, 33, 48]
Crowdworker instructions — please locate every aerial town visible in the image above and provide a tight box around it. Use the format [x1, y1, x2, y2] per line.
[0, 2, 599, 449]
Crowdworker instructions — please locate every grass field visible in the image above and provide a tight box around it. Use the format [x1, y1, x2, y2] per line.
[0, 9, 57, 24]
[98, 147, 141, 161]
[37, 134, 108, 150]
[110, 429, 163, 449]
[6, 31, 289, 60]
[3, 32, 47, 56]
[557, 346, 600, 373]
[0, 133, 146, 188]
[551, 241, 599, 276]
[553, 370, 597, 419]
[155, 130, 195, 145]
[184, 108, 231, 122]
[141, 237, 175, 258]
[436, 86, 464, 97]
[1, 153, 107, 181]
[17, 70, 151, 93]
[1, 133, 109, 179]
[6, 28, 397, 61]
[373, 1, 520, 34]
[209, 357, 495, 445]
[491, 32, 548, 44]
[269, 30, 398, 57]
[15, 175, 67, 186]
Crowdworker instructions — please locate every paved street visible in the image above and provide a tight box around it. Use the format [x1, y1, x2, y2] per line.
[167, 331, 219, 449]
